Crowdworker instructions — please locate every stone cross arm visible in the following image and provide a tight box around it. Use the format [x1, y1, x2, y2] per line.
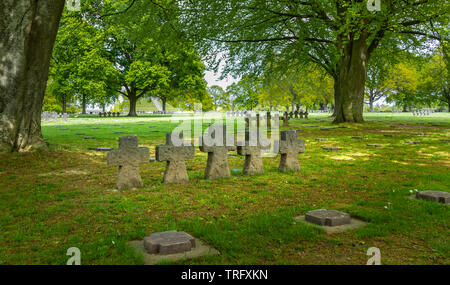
[278, 130, 305, 154]
[107, 147, 149, 166]
[156, 145, 195, 161]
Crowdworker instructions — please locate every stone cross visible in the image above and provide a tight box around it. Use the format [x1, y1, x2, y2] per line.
[156, 132, 195, 184]
[237, 131, 270, 175]
[107, 135, 149, 190]
[277, 130, 305, 172]
[199, 125, 236, 179]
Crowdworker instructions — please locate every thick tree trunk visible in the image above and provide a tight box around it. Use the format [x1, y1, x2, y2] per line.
[332, 77, 343, 121]
[402, 104, 408, 112]
[128, 92, 138, 117]
[333, 36, 368, 123]
[82, 94, 86, 114]
[0, 0, 65, 152]
[369, 97, 374, 112]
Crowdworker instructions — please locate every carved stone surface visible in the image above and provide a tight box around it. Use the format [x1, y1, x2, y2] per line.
[199, 125, 236, 179]
[107, 136, 149, 190]
[277, 130, 305, 172]
[416, 191, 450, 204]
[143, 231, 196, 255]
[156, 132, 195, 184]
[237, 131, 270, 175]
[305, 209, 351, 226]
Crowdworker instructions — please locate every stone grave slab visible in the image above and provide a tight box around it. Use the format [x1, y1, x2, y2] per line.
[128, 232, 219, 265]
[352, 136, 363, 139]
[416, 190, 450, 204]
[144, 231, 195, 255]
[295, 209, 366, 234]
[76, 133, 86, 135]
[440, 139, 450, 142]
[383, 134, 394, 137]
[88, 147, 113, 152]
[367, 144, 383, 148]
[405, 141, 421, 144]
[83, 136, 95, 140]
[322, 146, 341, 151]
[315, 138, 328, 141]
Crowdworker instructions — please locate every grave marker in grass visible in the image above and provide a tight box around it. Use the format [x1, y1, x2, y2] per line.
[199, 125, 236, 179]
[156, 132, 195, 184]
[277, 130, 305, 172]
[416, 191, 450, 204]
[237, 131, 270, 175]
[107, 135, 149, 190]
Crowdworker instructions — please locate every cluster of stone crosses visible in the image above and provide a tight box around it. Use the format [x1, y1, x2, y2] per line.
[42, 111, 68, 122]
[107, 125, 305, 189]
[412, 109, 433, 116]
[99, 111, 121, 117]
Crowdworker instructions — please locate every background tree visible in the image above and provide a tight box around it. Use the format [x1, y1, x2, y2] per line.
[208, 85, 230, 111]
[179, 0, 448, 123]
[418, 50, 449, 111]
[385, 61, 420, 111]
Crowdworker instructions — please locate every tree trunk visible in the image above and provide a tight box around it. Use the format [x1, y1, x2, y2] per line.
[128, 91, 138, 117]
[62, 93, 66, 114]
[333, 36, 368, 123]
[332, 76, 343, 121]
[369, 94, 374, 112]
[0, 0, 65, 152]
[82, 94, 86, 114]
[402, 104, 407, 112]
[161, 97, 167, 113]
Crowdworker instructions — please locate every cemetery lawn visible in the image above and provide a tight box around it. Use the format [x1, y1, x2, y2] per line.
[0, 113, 449, 265]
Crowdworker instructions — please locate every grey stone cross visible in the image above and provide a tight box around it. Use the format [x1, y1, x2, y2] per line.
[199, 125, 236, 179]
[107, 135, 149, 190]
[277, 130, 305, 172]
[156, 132, 195, 184]
[237, 131, 270, 175]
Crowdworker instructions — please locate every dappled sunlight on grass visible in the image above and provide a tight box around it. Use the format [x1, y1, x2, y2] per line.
[0, 113, 448, 264]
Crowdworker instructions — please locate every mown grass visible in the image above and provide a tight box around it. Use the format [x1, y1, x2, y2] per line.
[0, 112, 448, 265]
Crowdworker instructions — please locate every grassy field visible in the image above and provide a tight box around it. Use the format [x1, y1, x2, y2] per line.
[0, 112, 449, 265]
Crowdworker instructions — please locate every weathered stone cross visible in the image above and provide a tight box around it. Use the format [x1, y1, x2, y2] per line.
[277, 130, 305, 172]
[156, 132, 195, 184]
[199, 125, 236, 179]
[107, 135, 149, 190]
[237, 131, 270, 175]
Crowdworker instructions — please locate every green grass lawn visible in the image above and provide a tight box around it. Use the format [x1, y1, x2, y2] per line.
[0, 112, 449, 265]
